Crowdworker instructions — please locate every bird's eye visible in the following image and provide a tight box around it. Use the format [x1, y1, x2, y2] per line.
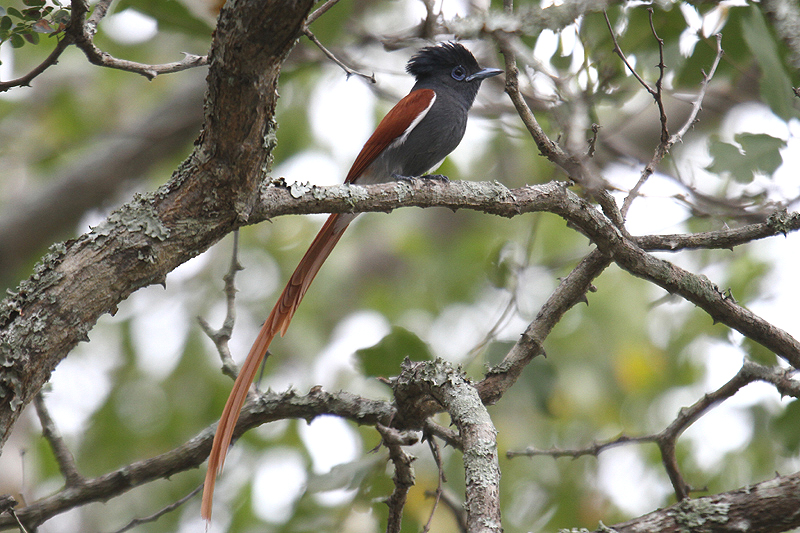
[451, 66, 467, 81]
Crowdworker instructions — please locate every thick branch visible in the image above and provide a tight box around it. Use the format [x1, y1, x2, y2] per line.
[0, 0, 315, 448]
[254, 180, 800, 368]
[603, 471, 800, 533]
[394, 359, 501, 533]
[5, 176, 800, 448]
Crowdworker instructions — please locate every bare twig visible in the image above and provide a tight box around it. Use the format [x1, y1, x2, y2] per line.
[670, 33, 724, 142]
[421, 435, 445, 533]
[506, 433, 657, 460]
[433, 489, 468, 533]
[655, 360, 762, 499]
[74, 46, 208, 80]
[0, 37, 72, 92]
[603, 10, 658, 98]
[0, 496, 27, 533]
[423, 419, 462, 450]
[648, 8, 669, 143]
[111, 483, 203, 533]
[508, 360, 796, 501]
[85, 0, 113, 34]
[493, 0, 588, 183]
[305, 0, 342, 27]
[198, 231, 243, 380]
[33, 394, 83, 487]
[302, 28, 376, 83]
[478, 248, 611, 405]
[1, 0, 208, 92]
[621, 32, 724, 217]
[69, 0, 208, 80]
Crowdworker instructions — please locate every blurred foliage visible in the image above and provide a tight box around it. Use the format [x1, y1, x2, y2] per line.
[1, 0, 799, 532]
[0, 0, 68, 53]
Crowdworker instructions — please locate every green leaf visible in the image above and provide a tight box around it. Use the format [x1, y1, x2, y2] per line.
[10, 32, 24, 47]
[0, 16, 11, 31]
[5, 7, 22, 19]
[22, 8, 43, 20]
[737, 133, 785, 174]
[706, 133, 785, 183]
[22, 0, 46, 7]
[742, 4, 796, 120]
[355, 326, 432, 378]
[23, 30, 38, 44]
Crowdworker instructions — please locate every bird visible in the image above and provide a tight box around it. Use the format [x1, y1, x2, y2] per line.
[202, 41, 502, 521]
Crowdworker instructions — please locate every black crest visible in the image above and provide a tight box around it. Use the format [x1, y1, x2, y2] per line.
[406, 42, 480, 78]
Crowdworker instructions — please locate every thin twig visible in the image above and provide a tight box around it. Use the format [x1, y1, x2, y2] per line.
[655, 359, 755, 499]
[423, 419, 462, 450]
[110, 483, 203, 533]
[506, 433, 657, 459]
[507, 359, 791, 500]
[69, 0, 208, 80]
[433, 490, 468, 533]
[0, 37, 73, 92]
[1, 0, 207, 91]
[671, 33, 724, 142]
[0, 496, 27, 533]
[621, 33, 724, 217]
[198, 231, 243, 380]
[421, 435, 445, 533]
[603, 10, 657, 97]
[302, 28, 376, 83]
[648, 8, 670, 143]
[305, 0, 342, 27]
[8, 511, 28, 533]
[33, 394, 83, 487]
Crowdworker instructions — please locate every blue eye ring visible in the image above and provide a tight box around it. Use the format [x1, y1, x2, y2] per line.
[451, 66, 467, 81]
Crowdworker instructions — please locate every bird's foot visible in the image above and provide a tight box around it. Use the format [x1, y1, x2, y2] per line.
[392, 173, 450, 184]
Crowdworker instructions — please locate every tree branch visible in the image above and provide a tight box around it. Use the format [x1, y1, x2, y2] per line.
[0, 388, 393, 531]
[603, 470, 800, 533]
[5, 176, 800, 449]
[0, 0, 315, 449]
[394, 359, 501, 533]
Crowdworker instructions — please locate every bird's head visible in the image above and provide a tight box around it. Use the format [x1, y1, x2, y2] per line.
[406, 42, 502, 105]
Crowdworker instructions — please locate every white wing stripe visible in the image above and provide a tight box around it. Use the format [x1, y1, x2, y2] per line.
[392, 93, 436, 147]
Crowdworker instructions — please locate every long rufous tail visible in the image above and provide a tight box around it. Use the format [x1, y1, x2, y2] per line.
[202, 212, 353, 520]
